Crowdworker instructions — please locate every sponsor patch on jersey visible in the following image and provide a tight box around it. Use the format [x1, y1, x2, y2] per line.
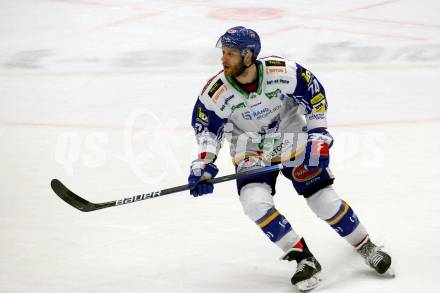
[241, 111, 252, 120]
[267, 79, 290, 85]
[241, 104, 282, 120]
[253, 107, 270, 117]
[212, 84, 227, 103]
[197, 106, 209, 124]
[292, 165, 322, 182]
[250, 101, 262, 108]
[224, 95, 234, 105]
[311, 92, 326, 105]
[265, 89, 281, 99]
[265, 60, 286, 67]
[231, 102, 246, 112]
[307, 112, 326, 121]
[267, 67, 287, 74]
[208, 79, 224, 98]
[312, 100, 327, 113]
[201, 70, 223, 96]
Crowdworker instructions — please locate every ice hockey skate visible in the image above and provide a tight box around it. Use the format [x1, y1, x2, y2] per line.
[282, 239, 322, 291]
[357, 238, 394, 277]
[291, 256, 322, 291]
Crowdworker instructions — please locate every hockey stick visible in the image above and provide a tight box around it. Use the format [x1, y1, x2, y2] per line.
[51, 163, 290, 212]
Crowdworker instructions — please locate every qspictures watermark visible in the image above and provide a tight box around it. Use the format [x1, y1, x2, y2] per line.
[54, 109, 386, 183]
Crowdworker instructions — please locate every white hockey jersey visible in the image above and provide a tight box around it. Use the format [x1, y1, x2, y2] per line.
[191, 56, 328, 164]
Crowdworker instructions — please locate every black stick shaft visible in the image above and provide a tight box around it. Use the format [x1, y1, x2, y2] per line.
[113, 164, 284, 206]
[51, 164, 286, 212]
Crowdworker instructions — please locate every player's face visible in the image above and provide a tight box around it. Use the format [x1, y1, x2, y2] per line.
[221, 47, 246, 77]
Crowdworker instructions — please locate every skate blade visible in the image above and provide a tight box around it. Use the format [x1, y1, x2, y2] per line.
[384, 267, 395, 278]
[295, 273, 322, 292]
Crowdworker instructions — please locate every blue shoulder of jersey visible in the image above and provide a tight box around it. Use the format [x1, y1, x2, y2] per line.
[291, 63, 328, 114]
[191, 97, 227, 140]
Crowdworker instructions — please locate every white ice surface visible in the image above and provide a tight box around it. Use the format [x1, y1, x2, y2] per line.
[1, 1, 440, 292]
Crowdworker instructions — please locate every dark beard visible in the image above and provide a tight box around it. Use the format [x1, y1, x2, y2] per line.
[226, 61, 247, 77]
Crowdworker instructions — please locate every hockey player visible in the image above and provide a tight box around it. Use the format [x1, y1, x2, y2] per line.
[187, 26, 392, 291]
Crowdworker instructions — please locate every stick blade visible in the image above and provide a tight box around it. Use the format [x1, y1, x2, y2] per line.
[50, 179, 97, 212]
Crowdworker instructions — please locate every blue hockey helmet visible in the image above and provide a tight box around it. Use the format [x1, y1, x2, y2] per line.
[215, 26, 261, 61]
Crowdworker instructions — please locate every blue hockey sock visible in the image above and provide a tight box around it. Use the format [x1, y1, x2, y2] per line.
[326, 200, 360, 237]
[256, 207, 293, 242]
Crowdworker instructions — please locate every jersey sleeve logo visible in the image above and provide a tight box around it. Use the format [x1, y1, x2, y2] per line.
[208, 79, 224, 98]
[300, 68, 313, 84]
[197, 106, 209, 124]
[200, 69, 224, 96]
[208, 79, 228, 103]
